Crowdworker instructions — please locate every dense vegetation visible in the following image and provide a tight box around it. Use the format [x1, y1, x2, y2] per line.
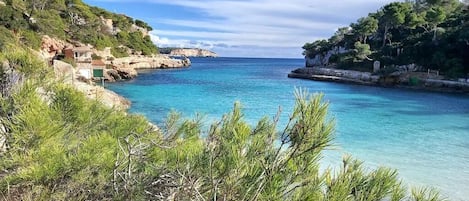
[303, 0, 469, 78]
[0, 0, 158, 56]
[0, 45, 445, 200]
[0, 0, 447, 199]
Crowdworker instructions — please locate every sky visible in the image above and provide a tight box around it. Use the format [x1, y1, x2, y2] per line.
[83, 0, 397, 58]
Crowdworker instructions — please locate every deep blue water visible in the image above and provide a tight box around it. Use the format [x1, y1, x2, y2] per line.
[107, 57, 469, 200]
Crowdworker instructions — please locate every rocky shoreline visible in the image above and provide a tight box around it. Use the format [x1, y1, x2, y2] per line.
[169, 48, 218, 57]
[104, 55, 191, 81]
[40, 35, 191, 82]
[289, 67, 469, 93]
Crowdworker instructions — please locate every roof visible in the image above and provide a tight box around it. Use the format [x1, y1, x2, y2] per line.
[72, 46, 92, 53]
[92, 60, 106, 66]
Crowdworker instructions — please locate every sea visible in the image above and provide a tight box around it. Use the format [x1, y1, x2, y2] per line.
[107, 57, 469, 200]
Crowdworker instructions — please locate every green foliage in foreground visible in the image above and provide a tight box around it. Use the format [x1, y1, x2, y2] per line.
[0, 49, 446, 200]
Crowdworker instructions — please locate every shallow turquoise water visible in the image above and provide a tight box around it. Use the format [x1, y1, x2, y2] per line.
[107, 57, 469, 200]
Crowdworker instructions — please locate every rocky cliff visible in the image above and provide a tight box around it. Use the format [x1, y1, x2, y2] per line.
[103, 55, 190, 81]
[169, 48, 217, 57]
[111, 55, 191, 69]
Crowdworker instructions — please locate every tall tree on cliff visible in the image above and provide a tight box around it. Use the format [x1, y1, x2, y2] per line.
[423, 0, 459, 42]
[302, 40, 332, 66]
[379, 2, 412, 47]
[329, 27, 351, 54]
[351, 16, 378, 44]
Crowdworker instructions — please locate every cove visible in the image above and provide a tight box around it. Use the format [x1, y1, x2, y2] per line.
[107, 57, 469, 200]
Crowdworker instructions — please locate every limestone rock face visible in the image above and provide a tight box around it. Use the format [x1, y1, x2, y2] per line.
[104, 69, 119, 82]
[131, 24, 149, 37]
[117, 67, 137, 79]
[289, 67, 380, 85]
[40, 35, 72, 59]
[169, 48, 217, 57]
[104, 55, 189, 82]
[104, 67, 137, 82]
[53, 60, 74, 84]
[100, 16, 114, 34]
[305, 47, 348, 67]
[112, 55, 191, 69]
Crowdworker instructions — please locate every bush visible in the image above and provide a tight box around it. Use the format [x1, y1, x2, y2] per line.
[135, 19, 153, 31]
[111, 46, 129, 58]
[20, 30, 42, 49]
[0, 27, 15, 49]
[33, 10, 67, 39]
[0, 1, 160, 58]
[91, 53, 102, 60]
[444, 58, 464, 78]
[1, 46, 50, 78]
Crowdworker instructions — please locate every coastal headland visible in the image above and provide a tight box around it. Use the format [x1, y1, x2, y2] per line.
[289, 66, 469, 93]
[160, 47, 218, 57]
[296, 1, 468, 94]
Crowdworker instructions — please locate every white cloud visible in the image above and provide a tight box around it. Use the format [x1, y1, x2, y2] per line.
[93, 0, 398, 57]
[150, 32, 222, 49]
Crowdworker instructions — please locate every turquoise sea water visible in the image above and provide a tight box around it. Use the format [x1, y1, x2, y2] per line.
[107, 57, 469, 200]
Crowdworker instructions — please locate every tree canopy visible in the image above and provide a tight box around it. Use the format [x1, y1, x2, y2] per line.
[0, 0, 158, 56]
[303, 0, 469, 78]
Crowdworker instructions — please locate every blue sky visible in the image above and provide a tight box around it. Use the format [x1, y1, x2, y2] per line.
[83, 0, 396, 58]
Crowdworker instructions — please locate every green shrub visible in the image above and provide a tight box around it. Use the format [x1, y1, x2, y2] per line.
[20, 30, 42, 49]
[111, 46, 129, 58]
[0, 0, 160, 57]
[1, 46, 50, 78]
[91, 53, 102, 60]
[0, 26, 15, 49]
[33, 10, 67, 39]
